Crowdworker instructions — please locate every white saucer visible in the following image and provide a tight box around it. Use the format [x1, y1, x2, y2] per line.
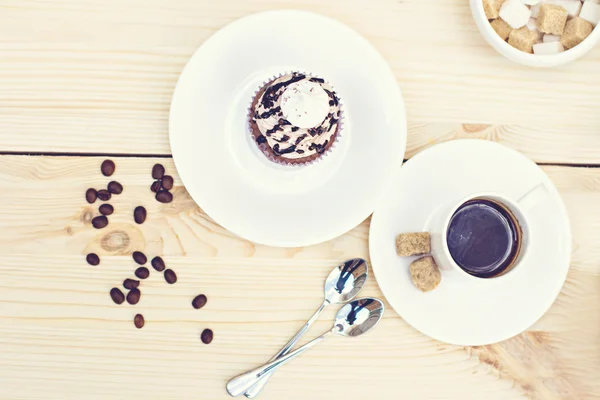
[369, 140, 571, 346]
[169, 10, 406, 247]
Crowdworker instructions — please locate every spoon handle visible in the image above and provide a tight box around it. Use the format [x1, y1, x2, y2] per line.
[227, 330, 332, 397]
[243, 300, 328, 398]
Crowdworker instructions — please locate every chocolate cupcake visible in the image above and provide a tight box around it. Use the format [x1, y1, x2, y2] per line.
[249, 72, 342, 166]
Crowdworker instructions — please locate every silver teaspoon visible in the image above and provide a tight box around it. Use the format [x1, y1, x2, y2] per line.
[242, 258, 368, 398]
[226, 298, 385, 397]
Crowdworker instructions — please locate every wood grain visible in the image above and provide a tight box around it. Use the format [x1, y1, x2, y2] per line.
[1, 0, 600, 161]
[0, 155, 598, 399]
[1, 0, 599, 398]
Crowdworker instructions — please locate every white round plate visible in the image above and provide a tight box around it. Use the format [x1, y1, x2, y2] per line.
[170, 10, 406, 247]
[369, 140, 571, 346]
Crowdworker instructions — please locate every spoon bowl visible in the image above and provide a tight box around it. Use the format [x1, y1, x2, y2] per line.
[334, 298, 385, 337]
[324, 258, 368, 304]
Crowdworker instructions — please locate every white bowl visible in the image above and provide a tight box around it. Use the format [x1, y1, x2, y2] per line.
[470, 0, 600, 67]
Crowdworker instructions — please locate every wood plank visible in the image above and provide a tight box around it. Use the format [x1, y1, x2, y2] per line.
[1, 0, 600, 161]
[407, 124, 600, 165]
[0, 155, 598, 399]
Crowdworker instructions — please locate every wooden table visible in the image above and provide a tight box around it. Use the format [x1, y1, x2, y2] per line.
[1, 0, 599, 399]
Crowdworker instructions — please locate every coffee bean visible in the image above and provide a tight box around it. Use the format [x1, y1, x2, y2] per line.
[164, 269, 177, 284]
[150, 181, 161, 193]
[101, 160, 115, 176]
[132, 251, 147, 265]
[152, 164, 165, 179]
[151, 256, 165, 272]
[86, 253, 100, 266]
[99, 204, 114, 216]
[110, 287, 125, 304]
[97, 189, 111, 201]
[161, 175, 174, 190]
[92, 215, 109, 229]
[123, 278, 139, 290]
[134, 314, 145, 329]
[135, 267, 150, 279]
[192, 294, 207, 309]
[127, 288, 141, 305]
[156, 190, 173, 203]
[107, 181, 123, 195]
[85, 188, 97, 204]
[200, 328, 213, 344]
[133, 206, 146, 224]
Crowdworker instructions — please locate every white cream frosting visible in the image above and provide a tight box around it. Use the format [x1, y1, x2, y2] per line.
[280, 80, 330, 129]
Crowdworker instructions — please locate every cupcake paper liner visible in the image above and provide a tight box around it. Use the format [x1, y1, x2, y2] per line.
[247, 71, 345, 168]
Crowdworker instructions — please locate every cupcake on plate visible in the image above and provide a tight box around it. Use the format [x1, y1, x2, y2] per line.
[249, 72, 342, 166]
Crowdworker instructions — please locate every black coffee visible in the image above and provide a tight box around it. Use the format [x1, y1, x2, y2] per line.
[446, 199, 521, 278]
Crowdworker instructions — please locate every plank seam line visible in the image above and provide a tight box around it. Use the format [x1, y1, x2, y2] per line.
[536, 162, 600, 168]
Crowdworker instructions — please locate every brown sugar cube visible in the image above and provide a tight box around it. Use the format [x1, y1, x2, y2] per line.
[410, 256, 441, 292]
[483, 0, 506, 19]
[537, 4, 568, 35]
[491, 18, 513, 40]
[508, 27, 539, 53]
[561, 17, 593, 49]
[396, 232, 430, 257]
